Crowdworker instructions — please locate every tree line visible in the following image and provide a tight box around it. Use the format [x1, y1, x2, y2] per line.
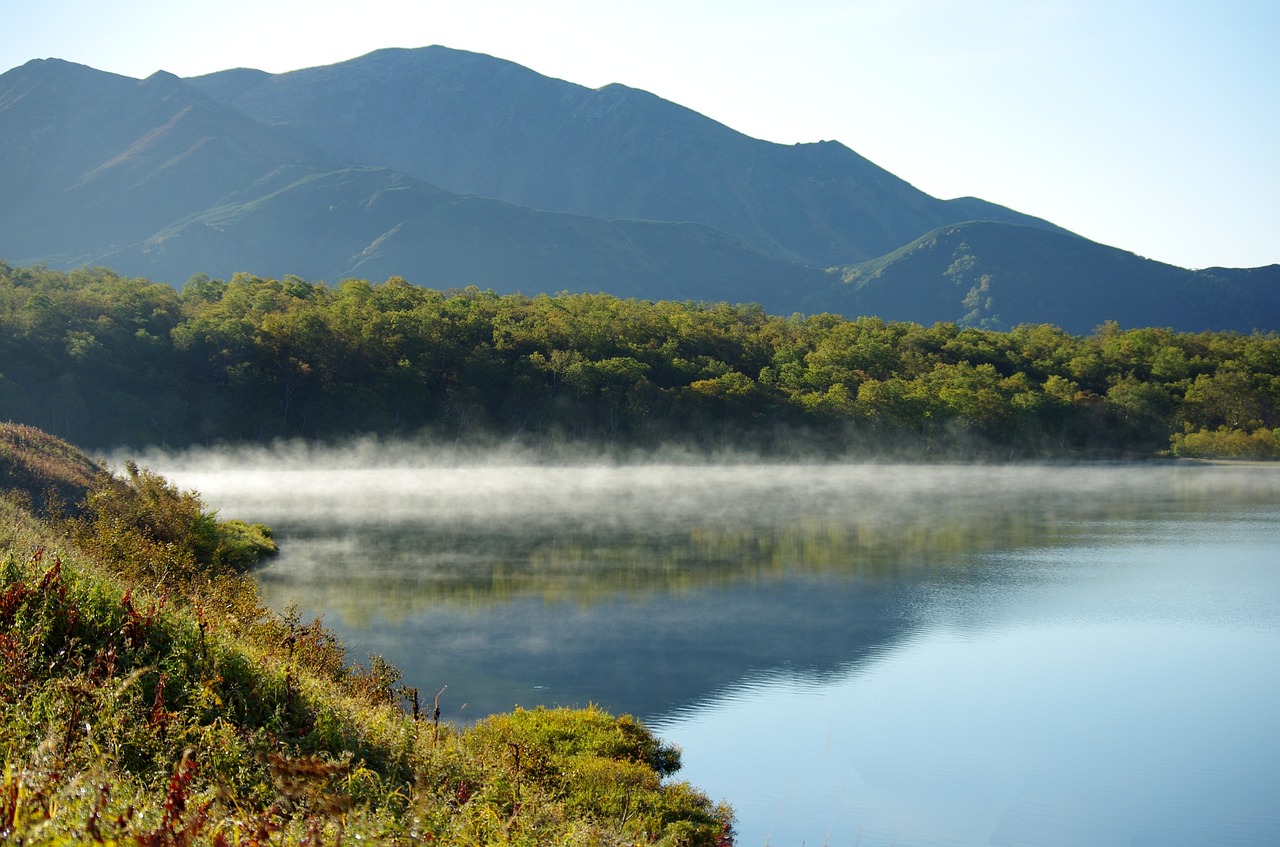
[1, 261, 1277, 457]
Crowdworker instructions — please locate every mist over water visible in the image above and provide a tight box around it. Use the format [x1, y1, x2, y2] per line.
[138, 442, 1280, 847]
[137, 439, 1277, 532]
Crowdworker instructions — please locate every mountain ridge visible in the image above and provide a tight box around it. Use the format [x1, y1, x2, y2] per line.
[186, 45, 1071, 267]
[1, 47, 1275, 333]
[0, 57, 312, 262]
[0, 56, 831, 310]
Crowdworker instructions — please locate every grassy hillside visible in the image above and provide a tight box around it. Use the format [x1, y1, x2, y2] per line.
[0, 423, 733, 845]
[0, 424, 102, 514]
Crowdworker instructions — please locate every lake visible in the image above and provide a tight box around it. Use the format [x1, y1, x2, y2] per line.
[147, 447, 1280, 847]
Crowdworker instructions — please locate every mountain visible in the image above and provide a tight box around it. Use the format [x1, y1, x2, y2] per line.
[186, 46, 1066, 267]
[0, 58, 829, 310]
[0, 59, 309, 264]
[1, 49, 1275, 332]
[808, 221, 1280, 334]
[103, 165, 830, 312]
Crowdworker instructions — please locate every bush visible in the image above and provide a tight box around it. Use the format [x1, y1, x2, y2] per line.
[1170, 426, 1280, 459]
[215, 519, 278, 571]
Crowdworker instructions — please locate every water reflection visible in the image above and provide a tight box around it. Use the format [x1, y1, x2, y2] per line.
[212, 463, 1254, 715]
[143, 459, 1280, 716]
[655, 623, 1280, 847]
[145, 453, 1280, 846]
[652, 511, 1280, 846]
[212, 464, 1274, 607]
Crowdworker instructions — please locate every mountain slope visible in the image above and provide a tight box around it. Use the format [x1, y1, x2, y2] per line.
[104, 164, 831, 310]
[187, 46, 1068, 267]
[2, 52, 1274, 332]
[0, 59, 312, 263]
[808, 221, 1280, 333]
[0, 58, 829, 307]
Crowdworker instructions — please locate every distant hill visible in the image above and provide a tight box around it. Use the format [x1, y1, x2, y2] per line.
[809, 221, 1280, 334]
[187, 46, 1066, 267]
[1, 49, 1276, 331]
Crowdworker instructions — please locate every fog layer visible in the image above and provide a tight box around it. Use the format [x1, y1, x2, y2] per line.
[135, 440, 1280, 533]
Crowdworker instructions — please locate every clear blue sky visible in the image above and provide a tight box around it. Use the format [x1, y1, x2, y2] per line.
[4, 0, 1277, 270]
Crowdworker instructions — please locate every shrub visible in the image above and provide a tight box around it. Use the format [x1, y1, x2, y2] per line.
[1170, 425, 1280, 459]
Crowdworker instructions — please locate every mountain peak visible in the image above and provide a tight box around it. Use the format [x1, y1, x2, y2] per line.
[16, 57, 87, 71]
[137, 70, 189, 96]
[142, 69, 182, 84]
[3, 56, 128, 84]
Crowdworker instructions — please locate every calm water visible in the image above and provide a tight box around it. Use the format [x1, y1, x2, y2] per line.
[149, 449, 1280, 846]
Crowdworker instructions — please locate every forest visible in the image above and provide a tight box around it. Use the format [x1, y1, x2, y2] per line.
[2, 261, 1278, 458]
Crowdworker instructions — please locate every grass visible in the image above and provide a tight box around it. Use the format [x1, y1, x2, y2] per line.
[0, 422, 734, 845]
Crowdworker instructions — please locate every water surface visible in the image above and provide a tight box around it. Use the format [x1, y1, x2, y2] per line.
[149, 451, 1280, 846]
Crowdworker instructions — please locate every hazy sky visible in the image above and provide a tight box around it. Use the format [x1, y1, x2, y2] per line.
[4, 0, 1277, 270]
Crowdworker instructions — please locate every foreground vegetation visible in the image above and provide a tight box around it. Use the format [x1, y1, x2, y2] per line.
[0, 423, 733, 845]
[1, 263, 1277, 458]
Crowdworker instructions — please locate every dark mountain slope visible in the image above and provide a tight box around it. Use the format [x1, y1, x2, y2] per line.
[104, 164, 830, 310]
[187, 46, 1067, 267]
[808, 221, 1280, 334]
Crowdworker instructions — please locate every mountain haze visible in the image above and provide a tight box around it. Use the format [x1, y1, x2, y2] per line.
[0, 59, 307, 262]
[1, 48, 1275, 332]
[105, 165, 829, 311]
